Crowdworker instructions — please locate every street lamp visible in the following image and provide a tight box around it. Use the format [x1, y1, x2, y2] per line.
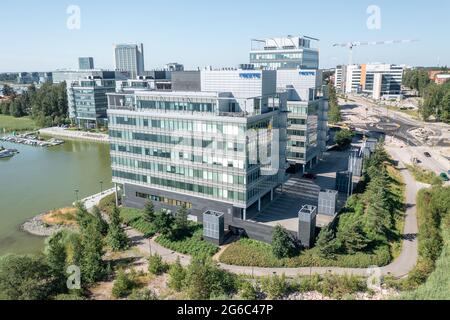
[74, 189, 79, 202]
[100, 181, 103, 194]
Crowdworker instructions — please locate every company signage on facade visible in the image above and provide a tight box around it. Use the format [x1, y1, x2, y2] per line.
[299, 71, 315, 76]
[239, 73, 261, 79]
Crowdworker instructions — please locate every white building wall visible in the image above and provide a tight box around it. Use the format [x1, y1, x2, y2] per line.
[276, 69, 318, 101]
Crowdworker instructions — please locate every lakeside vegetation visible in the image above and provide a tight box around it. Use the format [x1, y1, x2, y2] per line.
[1, 82, 68, 129]
[0, 114, 39, 132]
[220, 144, 405, 268]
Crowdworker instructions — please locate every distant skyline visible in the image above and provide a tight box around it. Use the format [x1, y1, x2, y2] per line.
[1, 0, 449, 72]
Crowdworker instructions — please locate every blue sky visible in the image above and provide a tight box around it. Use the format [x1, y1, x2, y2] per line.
[1, 0, 448, 72]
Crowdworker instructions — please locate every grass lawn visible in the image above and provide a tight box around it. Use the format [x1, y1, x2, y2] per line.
[41, 207, 77, 226]
[0, 114, 39, 132]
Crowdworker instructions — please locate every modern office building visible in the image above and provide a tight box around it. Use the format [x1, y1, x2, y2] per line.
[114, 43, 145, 79]
[248, 36, 327, 171]
[249, 36, 319, 70]
[335, 63, 404, 100]
[107, 68, 288, 227]
[68, 76, 116, 128]
[78, 57, 95, 70]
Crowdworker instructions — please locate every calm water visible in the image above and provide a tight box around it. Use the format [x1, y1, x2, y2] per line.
[0, 138, 112, 255]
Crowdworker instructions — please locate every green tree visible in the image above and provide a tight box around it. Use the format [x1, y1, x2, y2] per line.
[92, 205, 108, 236]
[148, 253, 168, 275]
[328, 83, 342, 124]
[107, 206, 130, 251]
[0, 254, 54, 300]
[143, 200, 155, 223]
[45, 231, 68, 293]
[75, 203, 94, 232]
[316, 227, 340, 258]
[2, 84, 15, 97]
[81, 222, 105, 285]
[112, 269, 136, 299]
[154, 210, 175, 236]
[184, 254, 238, 300]
[336, 220, 370, 254]
[271, 225, 298, 258]
[168, 257, 186, 291]
[173, 205, 189, 239]
[335, 129, 354, 149]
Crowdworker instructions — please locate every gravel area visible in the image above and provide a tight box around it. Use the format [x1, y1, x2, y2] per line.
[21, 212, 76, 237]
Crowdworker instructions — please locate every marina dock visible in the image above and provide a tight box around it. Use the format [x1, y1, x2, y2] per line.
[0, 132, 64, 147]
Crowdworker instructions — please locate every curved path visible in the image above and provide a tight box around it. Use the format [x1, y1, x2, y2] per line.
[128, 149, 421, 278]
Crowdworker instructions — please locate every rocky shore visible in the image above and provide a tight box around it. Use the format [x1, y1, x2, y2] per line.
[20, 212, 74, 237]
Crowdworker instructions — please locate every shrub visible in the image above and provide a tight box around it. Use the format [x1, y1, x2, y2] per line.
[128, 288, 158, 300]
[112, 269, 137, 299]
[319, 275, 367, 299]
[335, 129, 354, 149]
[239, 281, 258, 300]
[260, 274, 289, 300]
[168, 257, 186, 291]
[155, 226, 219, 257]
[148, 253, 168, 275]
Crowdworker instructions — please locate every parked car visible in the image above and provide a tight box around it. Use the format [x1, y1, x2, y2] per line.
[424, 152, 431, 158]
[440, 172, 449, 181]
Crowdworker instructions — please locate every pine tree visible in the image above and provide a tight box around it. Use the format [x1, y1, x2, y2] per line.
[168, 257, 186, 291]
[143, 200, 155, 223]
[173, 205, 189, 239]
[45, 231, 68, 293]
[315, 227, 339, 258]
[81, 222, 105, 285]
[336, 221, 370, 254]
[154, 210, 175, 236]
[272, 225, 298, 258]
[92, 205, 108, 236]
[107, 206, 130, 251]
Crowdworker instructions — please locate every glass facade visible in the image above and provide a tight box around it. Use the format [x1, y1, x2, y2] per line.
[108, 93, 281, 207]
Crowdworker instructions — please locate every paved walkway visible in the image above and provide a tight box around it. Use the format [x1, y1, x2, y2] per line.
[39, 127, 109, 143]
[77, 188, 115, 211]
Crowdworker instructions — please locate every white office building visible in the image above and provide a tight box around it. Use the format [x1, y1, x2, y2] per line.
[114, 43, 145, 79]
[335, 63, 404, 100]
[249, 36, 319, 70]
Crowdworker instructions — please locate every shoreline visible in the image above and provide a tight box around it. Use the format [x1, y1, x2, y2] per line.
[20, 212, 76, 237]
[39, 127, 109, 143]
[20, 188, 115, 237]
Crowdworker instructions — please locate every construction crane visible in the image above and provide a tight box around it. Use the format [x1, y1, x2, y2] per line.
[333, 39, 419, 65]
